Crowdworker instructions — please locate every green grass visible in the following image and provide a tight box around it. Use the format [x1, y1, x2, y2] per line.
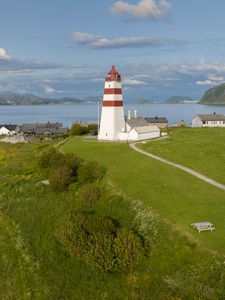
[62, 136, 225, 253]
[139, 127, 225, 185]
[1, 137, 225, 299]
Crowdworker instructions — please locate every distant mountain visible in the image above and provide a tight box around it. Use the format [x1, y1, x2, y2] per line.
[0, 93, 84, 105]
[200, 83, 225, 104]
[136, 99, 155, 104]
[165, 96, 196, 104]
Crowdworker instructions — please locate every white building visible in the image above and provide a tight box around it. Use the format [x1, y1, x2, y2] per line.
[0, 125, 18, 135]
[98, 66, 160, 142]
[192, 114, 225, 127]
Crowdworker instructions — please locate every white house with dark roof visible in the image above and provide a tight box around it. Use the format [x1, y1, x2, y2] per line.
[145, 116, 168, 129]
[118, 111, 160, 141]
[0, 124, 19, 135]
[192, 113, 225, 127]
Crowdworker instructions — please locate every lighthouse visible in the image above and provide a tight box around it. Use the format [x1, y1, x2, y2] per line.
[98, 66, 126, 141]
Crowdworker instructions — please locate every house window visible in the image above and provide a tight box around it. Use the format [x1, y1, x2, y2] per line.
[202, 121, 206, 124]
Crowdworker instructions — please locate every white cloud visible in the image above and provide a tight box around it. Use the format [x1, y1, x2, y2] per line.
[0, 48, 11, 60]
[196, 80, 216, 86]
[71, 32, 97, 44]
[207, 75, 224, 81]
[109, 0, 171, 20]
[123, 78, 147, 85]
[43, 84, 55, 94]
[70, 31, 181, 49]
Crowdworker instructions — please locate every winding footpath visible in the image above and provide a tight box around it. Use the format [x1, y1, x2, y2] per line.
[130, 142, 225, 191]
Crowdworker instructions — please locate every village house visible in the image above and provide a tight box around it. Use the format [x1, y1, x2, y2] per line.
[144, 116, 168, 129]
[192, 113, 225, 127]
[124, 112, 160, 141]
[20, 122, 68, 138]
[0, 124, 19, 136]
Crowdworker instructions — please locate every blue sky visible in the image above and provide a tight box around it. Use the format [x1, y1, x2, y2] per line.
[1, 0, 225, 100]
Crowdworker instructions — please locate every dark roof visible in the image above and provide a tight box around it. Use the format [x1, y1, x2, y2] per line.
[145, 117, 168, 123]
[24, 127, 68, 135]
[126, 116, 148, 128]
[0, 124, 18, 131]
[196, 114, 225, 121]
[20, 122, 63, 132]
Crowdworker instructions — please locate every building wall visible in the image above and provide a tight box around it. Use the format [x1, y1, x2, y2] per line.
[192, 116, 225, 127]
[147, 122, 167, 129]
[128, 129, 160, 141]
[98, 107, 126, 141]
[192, 116, 202, 127]
[0, 127, 11, 135]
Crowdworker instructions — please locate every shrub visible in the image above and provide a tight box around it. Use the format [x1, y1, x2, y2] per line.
[56, 210, 88, 257]
[56, 210, 145, 273]
[87, 124, 98, 131]
[64, 153, 83, 178]
[114, 228, 144, 271]
[70, 124, 88, 136]
[49, 165, 71, 191]
[78, 161, 106, 183]
[38, 147, 57, 168]
[49, 151, 65, 168]
[79, 183, 103, 207]
[38, 148, 65, 169]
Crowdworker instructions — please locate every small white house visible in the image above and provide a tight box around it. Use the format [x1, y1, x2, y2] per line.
[0, 126, 11, 135]
[123, 113, 160, 141]
[0, 125, 18, 135]
[192, 114, 225, 127]
[127, 125, 160, 141]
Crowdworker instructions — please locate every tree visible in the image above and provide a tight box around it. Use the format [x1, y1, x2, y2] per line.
[69, 124, 88, 136]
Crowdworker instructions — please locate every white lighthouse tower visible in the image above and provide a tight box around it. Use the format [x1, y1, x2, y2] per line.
[98, 66, 126, 141]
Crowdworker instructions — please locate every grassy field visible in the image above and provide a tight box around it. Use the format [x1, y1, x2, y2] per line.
[139, 127, 225, 185]
[1, 133, 225, 299]
[62, 136, 225, 253]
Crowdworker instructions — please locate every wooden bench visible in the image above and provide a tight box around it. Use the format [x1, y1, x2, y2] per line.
[191, 222, 215, 233]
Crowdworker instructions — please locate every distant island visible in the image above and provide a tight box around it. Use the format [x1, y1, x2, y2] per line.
[136, 99, 156, 104]
[200, 83, 225, 104]
[165, 96, 198, 104]
[0, 93, 100, 105]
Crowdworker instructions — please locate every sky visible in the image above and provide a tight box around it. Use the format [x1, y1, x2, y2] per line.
[1, 0, 225, 101]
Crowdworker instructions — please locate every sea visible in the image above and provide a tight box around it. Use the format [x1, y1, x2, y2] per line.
[1, 103, 225, 127]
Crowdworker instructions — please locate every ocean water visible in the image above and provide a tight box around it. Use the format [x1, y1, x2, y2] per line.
[0, 103, 225, 127]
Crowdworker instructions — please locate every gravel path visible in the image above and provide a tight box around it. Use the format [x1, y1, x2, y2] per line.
[130, 142, 225, 191]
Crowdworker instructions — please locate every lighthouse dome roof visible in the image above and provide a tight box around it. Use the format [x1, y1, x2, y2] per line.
[106, 65, 121, 81]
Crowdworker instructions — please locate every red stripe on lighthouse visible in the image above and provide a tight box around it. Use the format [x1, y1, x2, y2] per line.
[104, 88, 122, 95]
[102, 101, 123, 107]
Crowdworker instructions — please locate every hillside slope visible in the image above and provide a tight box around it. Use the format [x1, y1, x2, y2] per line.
[201, 83, 225, 104]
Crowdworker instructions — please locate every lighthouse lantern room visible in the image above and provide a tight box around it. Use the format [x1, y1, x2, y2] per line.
[98, 66, 126, 141]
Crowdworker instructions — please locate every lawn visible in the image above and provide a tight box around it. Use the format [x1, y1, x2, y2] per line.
[62, 136, 225, 253]
[1, 138, 225, 299]
[139, 127, 225, 185]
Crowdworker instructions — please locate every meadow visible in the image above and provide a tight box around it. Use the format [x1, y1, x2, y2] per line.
[0, 129, 225, 299]
[139, 127, 225, 185]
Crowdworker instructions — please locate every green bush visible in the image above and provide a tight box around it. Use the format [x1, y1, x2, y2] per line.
[114, 228, 144, 271]
[79, 183, 103, 207]
[56, 210, 145, 273]
[69, 124, 88, 136]
[87, 124, 98, 131]
[38, 147, 57, 168]
[78, 161, 106, 184]
[64, 153, 83, 178]
[49, 165, 72, 191]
